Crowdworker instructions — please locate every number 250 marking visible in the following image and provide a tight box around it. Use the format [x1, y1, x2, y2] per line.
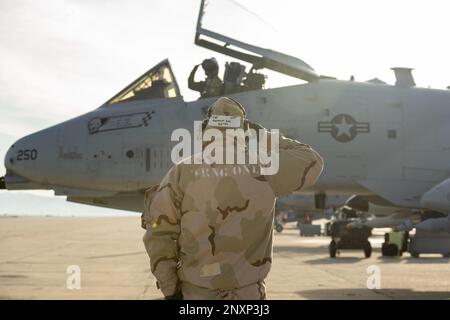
[17, 149, 38, 161]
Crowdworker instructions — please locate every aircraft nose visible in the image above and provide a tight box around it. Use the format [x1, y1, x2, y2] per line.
[4, 144, 15, 172]
[3, 137, 34, 176]
[4, 128, 57, 182]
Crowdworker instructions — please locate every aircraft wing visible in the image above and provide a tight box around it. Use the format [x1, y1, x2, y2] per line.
[357, 179, 435, 209]
[195, 0, 319, 82]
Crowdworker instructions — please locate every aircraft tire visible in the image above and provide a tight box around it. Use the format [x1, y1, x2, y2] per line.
[329, 241, 337, 258]
[364, 241, 372, 258]
[275, 224, 283, 233]
[381, 243, 390, 256]
[382, 243, 397, 257]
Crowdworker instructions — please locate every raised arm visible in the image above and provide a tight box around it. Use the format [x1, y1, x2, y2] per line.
[262, 130, 324, 197]
[188, 64, 205, 93]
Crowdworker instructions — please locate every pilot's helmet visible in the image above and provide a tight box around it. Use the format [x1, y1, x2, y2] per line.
[202, 58, 219, 77]
[205, 97, 246, 130]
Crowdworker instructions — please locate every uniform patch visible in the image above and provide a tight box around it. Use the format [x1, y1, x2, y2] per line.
[200, 263, 221, 277]
[208, 115, 242, 128]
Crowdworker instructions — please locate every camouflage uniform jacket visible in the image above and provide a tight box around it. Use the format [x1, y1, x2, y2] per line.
[144, 135, 323, 296]
[188, 72, 223, 98]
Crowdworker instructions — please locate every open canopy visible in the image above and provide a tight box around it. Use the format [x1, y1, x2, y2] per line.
[105, 59, 181, 105]
[194, 0, 319, 82]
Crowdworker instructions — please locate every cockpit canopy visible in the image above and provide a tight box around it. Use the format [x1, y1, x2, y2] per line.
[105, 59, 181, 105]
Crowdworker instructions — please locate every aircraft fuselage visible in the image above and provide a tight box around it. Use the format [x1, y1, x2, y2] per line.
[4, 79, 450, 211]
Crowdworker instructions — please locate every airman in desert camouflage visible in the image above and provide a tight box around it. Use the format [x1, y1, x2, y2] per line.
[188, 58, 223, 98]
[142, 97, 323, 300]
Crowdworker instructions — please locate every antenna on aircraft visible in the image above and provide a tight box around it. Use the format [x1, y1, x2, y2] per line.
[391, 67, 416, 88]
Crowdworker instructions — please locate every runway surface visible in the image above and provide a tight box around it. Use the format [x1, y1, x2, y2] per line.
[0, 216, 449, 299]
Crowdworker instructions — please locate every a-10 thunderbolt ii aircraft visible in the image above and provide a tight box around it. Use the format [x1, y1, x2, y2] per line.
[1, 0, 449, 242]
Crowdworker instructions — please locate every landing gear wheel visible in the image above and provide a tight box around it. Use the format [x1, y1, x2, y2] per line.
[381, 243, 389, 256]
[411, 252, 420, 258]
[382, 243, 398, 257]
[275, 223, 283, 233]
[329, 240, 337, 258]
[364, 241, 372, 258]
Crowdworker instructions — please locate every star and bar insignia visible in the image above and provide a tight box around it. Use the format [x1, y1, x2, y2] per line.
[318, 114, 370, 142]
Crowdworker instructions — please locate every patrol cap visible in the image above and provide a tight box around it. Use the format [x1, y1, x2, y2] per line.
[206, 97, 246, 129]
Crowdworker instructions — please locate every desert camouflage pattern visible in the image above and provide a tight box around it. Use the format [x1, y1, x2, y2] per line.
[206, 96, 244, 119]
[143, 131, 323, 299]
[181, 279, 267, 300]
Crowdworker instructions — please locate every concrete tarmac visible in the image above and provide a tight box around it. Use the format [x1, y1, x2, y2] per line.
[0, 216, 449, 299]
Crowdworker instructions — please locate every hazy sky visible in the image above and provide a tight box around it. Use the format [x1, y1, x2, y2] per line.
[0, 0, 449, 213]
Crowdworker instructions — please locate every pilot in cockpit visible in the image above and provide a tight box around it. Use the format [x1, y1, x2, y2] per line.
[188, 58, 223, 98]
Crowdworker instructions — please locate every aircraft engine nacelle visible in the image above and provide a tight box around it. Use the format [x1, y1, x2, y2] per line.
[420, 178, 450, 213]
